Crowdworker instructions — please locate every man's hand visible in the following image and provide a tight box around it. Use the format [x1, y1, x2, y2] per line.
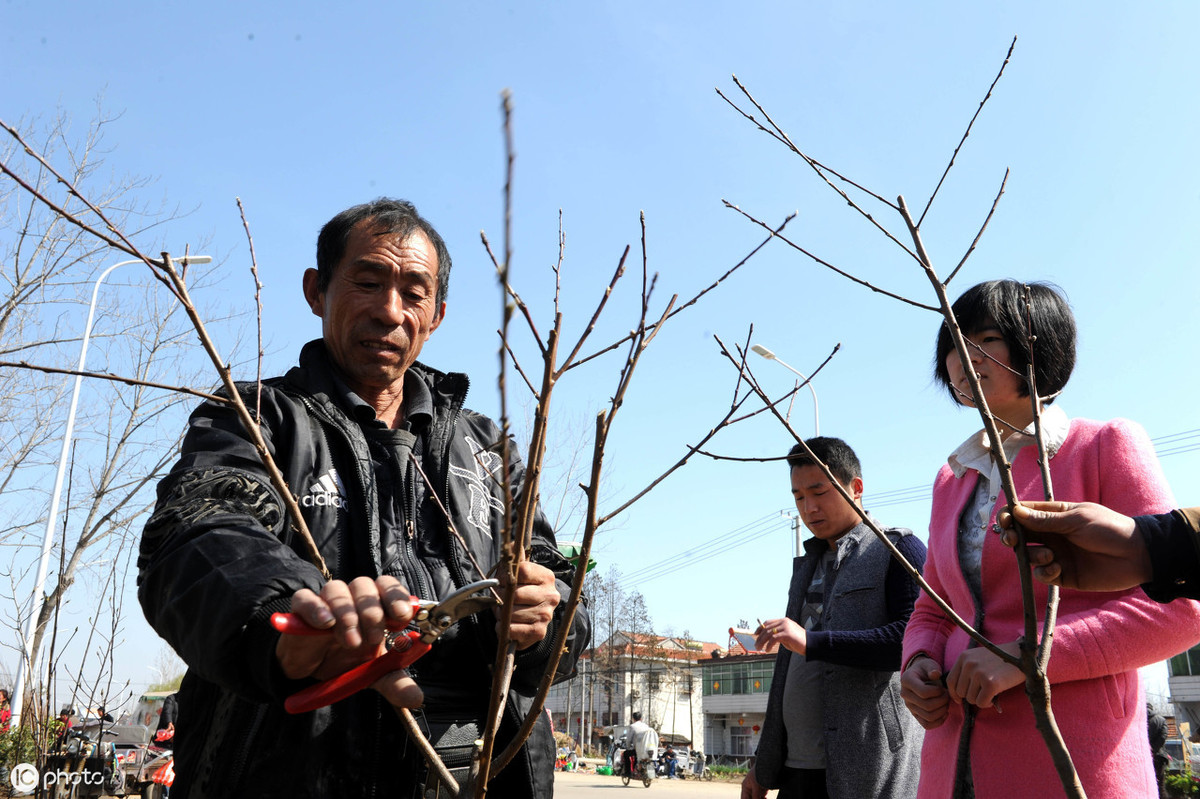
[900, 655, 950, 730]
[755, 618, 806, 655]
[275, 575, 423, 708]
[498, 560, 560, 650]
[740, 767, 768, 799]
[997, 501, 1149, 591]
[946, 641, 1023, 710]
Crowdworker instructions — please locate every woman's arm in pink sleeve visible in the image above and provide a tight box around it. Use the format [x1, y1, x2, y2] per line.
[1046, 590, 1200, 682]
[1096, 418, 1175, 515]
[902, 526, 954, 669]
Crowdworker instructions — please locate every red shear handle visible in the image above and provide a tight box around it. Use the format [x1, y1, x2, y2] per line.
[283, 632, 431, 714]
[270, 598, 425, 636]
[270, 613, 331, 635]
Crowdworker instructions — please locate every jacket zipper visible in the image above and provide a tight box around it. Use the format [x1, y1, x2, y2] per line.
[224, 702, 266, 791]
[399, 451, 432, 601]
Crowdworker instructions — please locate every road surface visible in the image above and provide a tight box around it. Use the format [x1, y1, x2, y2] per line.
[554, 769, 741, 797]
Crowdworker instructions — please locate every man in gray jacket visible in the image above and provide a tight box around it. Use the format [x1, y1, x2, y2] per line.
[743, 437, 925, 799]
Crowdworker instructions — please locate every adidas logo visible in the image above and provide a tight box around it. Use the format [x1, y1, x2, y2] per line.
[301, 468, 348, 510]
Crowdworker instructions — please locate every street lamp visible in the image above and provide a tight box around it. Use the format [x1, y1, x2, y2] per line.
[10, 253, 211, 726]
[750, 344, 820, 435]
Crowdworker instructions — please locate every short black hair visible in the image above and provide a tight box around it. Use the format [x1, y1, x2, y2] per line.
[786, 437, 862, 488]
[315, 198, 452, 309]
[934, 279, 1076, 405]
[632, 711, 642, 722]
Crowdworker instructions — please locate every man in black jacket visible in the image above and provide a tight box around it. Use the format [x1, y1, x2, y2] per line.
[138, 198, 589, 798]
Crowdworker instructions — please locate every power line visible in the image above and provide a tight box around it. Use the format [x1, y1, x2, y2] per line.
[625, 427, 1199, 584]
[621, 510, 784, 583]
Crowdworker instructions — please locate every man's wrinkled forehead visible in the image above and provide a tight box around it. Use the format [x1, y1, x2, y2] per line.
[338, 221, 438, 272]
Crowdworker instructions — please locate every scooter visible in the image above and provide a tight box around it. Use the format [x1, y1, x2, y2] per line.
[618, 751, 653, 788]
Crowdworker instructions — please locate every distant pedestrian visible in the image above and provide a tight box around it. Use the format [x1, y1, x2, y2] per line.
[155, 693, 178, 744]
[662, 745, 677, 778]
[1148, 703, 1169, 799]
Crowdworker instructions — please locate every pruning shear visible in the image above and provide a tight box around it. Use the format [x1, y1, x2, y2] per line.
[271, 578, 501, 714]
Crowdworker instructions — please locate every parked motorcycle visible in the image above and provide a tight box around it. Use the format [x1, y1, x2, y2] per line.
[42, 725, 124, 798]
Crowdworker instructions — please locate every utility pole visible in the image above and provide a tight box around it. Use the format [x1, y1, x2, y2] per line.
[783, 510, 803, 557]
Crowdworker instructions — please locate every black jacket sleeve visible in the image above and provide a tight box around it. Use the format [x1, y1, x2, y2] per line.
[1139, 508, 1200, 602]
[137, 392, 326, 703]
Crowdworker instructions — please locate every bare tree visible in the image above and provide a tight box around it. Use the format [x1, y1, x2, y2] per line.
[147, 644, 185, 692]
[0, 109, 220, 727]
[21, 305, 201, 682]
[583, 566, 626, 728]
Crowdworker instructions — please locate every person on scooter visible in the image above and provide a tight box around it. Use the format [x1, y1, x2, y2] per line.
[624, 712, 658, 779]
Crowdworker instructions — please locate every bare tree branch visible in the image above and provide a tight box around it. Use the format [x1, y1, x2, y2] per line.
[0, 360, 227, 404]
[236, 197, 265, 422]
[723, 201, 938, 311]
[945, 169, 1009, 286]
[917, 36, 1017, 228]
[568, 213, 795, 370]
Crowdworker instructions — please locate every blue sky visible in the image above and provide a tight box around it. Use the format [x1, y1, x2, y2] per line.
[3, 1, 1198, 704]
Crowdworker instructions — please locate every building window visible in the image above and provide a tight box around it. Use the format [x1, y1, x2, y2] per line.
[1169, 645, 1200, 678]
[703, 661, 773, 696]
[647, 672, 661, 692]
[729, 726, 752, 756]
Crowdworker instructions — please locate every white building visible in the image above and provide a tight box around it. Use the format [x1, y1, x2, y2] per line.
[1167, 644, 1200, 740]
[544, 631, 721, 753]
[699, 628, 778, 761]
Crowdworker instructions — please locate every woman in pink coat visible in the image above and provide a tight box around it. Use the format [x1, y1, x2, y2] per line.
[900, 279, 1200, 799]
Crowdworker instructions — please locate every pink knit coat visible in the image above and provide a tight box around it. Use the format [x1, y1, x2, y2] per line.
[902, 417, 1200, 799]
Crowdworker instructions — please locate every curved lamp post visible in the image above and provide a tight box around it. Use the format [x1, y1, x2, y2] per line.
[10, 253, 211, 726]
[750, 344, 820, 436]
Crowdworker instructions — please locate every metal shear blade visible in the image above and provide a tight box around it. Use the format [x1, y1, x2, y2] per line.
[410, 578, 502, 644]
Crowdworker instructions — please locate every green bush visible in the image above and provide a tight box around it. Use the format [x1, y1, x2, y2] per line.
[1166, 772, 1200, 798]
[709, 764, 748, 777]
[0, 718, 66, 780]
[0, 728, 41, 775]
